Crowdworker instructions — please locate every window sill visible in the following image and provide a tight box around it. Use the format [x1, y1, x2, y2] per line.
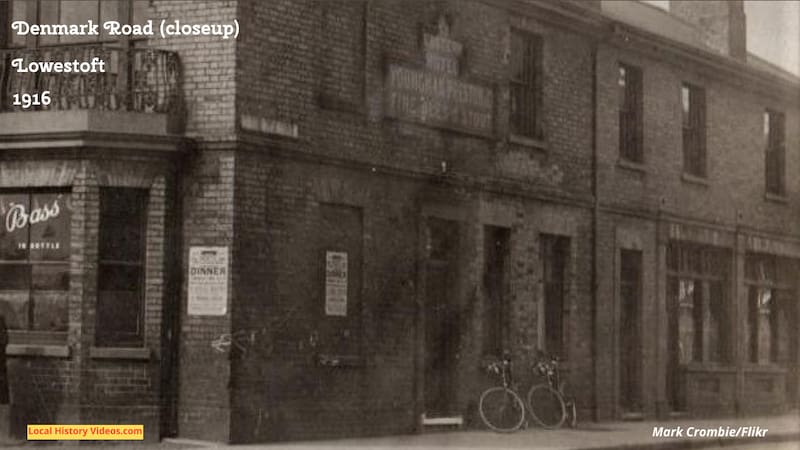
[317, 92, 365, 115]
[681, 172, 709, 187]
[8, 330, 67, 346]
[764, 192, 788, 204]
[89, 346, 151, 361]
[6, 344, 70, 358]
[683, 363, 737, 373]
[617, 158, 647, 174]
[742, 364, 787, 374]
[508, 133, 548, 151]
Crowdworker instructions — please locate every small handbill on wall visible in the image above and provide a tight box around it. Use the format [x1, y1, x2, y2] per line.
[188, 246, 229, 316]
[325, 251, 348, 317]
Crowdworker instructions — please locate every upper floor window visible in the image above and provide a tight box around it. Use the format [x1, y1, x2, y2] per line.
[681, 83, 706, 178]
[4, 0, 148, 47]
[509, 29, 543, 139]
[764, 109, 786, 196]
[619, 63, 643, 163]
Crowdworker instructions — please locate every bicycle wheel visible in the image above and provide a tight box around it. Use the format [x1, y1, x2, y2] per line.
[526, 384, 566, 429]
[479, 386, 526, 433]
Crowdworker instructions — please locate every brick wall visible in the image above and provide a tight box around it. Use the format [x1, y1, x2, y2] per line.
[176, 150, 236, 441]
[235, 0, 594, 200]
[148, 0, 238, 141]
[224, 0, 598, 441]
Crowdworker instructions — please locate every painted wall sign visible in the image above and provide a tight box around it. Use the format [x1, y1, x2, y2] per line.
[0, 193, 71, 262]
[385, 65, 494, 136]
[188, 246, 229, 316]
[384, 16, 494, 137]
[325, 251, 348, 317]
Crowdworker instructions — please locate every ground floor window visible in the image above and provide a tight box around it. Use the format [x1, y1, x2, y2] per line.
[0, 191, 71, 332]
[667, 242, 731, 364]
[745, 253, 797, 365]
[484, 226, 510, 357]
[96, 188, 147, 347]
[541, 234, 569, 358]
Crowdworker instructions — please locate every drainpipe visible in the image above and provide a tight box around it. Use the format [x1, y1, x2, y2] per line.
[590, 40, 599, 422]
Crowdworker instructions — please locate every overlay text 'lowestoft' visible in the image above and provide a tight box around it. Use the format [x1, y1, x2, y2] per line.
[11, 19, 239, 40]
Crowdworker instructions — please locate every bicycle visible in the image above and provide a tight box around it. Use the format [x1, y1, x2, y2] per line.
[478, 354, 526, 432]
[528, 352, 577, 429]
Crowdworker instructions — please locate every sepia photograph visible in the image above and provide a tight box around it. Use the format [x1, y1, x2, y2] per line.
[0, 0, 798, 448]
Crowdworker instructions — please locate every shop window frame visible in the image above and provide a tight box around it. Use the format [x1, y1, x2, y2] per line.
[666, 242, 732, 365]
[0, 189, 71, 342]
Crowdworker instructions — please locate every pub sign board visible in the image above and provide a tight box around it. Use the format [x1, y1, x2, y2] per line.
[188, 246, 229, 316]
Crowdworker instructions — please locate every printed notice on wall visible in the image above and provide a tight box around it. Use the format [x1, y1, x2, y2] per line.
[188, 246, 229, 316]
[325, 251, 348, 316]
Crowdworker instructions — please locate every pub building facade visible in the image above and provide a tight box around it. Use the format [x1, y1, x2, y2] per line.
[0, 0, 798, 443]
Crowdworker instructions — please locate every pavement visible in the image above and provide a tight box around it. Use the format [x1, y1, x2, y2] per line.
[0, 413, 798, 449]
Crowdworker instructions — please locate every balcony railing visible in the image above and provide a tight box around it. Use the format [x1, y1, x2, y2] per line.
[0, 45, 181, 113]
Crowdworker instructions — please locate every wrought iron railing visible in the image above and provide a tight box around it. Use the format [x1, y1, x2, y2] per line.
[0, 45, 181, 113]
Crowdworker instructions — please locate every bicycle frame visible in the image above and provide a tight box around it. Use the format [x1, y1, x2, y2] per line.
[487, 356, 514, 389]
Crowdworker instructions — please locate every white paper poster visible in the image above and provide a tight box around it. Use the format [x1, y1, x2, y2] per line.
[188, 246, 229, 316]
[325, 251, 348, 316]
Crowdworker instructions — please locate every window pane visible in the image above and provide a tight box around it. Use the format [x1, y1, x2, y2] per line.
[60, 0, 99, 43]
[0, 264, 29, 290]
[709, 281, 728, 363]
[28, 193, 71, 262]
[100, 189, 146, 262]
[97, 188, 147, 347]
[0, 294, 29, 329]
[97, 290, 141, 338]
[748, 286, 758, 362]
[32, 264, 69, 290]
[31, 291, 68, 331]
[0, 193, 30, 261]
[99, 264, 141, 291]
[681, 86, 690, 126]
[509, 30, 541, 138]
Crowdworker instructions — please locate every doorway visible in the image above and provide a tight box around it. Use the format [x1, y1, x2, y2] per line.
[424, 218, 460, 417]
[619, 249, 642, 413]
